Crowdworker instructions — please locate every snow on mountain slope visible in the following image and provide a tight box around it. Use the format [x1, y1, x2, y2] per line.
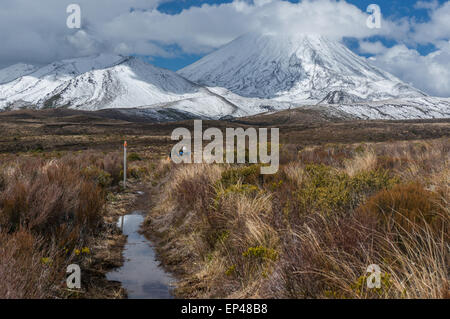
[0, 54, 249, 118]
[0, 54, 126, 109]
[178, 32, 426, 103]
[332, 97, 450, 120]
[0, 63, 38, 85]
[0, 38, 447, 121]
[45, 56, 200, 109]
[205, 86, 450, 120]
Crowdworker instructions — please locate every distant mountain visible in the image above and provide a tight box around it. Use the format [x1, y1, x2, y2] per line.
[0, 35, 448, 121]
[178, 32, 426, 103]
[0, 54, 246, 118]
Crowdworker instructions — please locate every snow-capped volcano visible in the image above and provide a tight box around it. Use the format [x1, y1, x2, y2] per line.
[0, 36, 448, 121]
[178, 32, 426, 103]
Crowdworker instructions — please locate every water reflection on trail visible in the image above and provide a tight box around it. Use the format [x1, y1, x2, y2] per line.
[107, 211, 173, 299]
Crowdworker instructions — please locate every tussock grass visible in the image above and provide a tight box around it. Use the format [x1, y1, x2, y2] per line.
[146, 138, 449, 299]
[344, 149, 377, 177]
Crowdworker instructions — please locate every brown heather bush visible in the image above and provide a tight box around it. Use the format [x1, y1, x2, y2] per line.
[0, 230, 66, 298]
[148, 138, 449, 299]
[357, 183, 446, 233]
[0, 151, 124, 298]
[0, 157, 105, 235]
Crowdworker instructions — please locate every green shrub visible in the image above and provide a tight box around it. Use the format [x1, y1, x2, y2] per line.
[81, 166, 112, 188]
[119, 166, 147, 180]
[129, 166, 145, 179]
[220, 165, 261, 188]
[223, 184, 259, 196]
[127, 153, 142, 162]
[242, 246, 278, 262]
[225, 264, 236, 276]
[296, 164, 397, 214]
[351, 272, 392, 298]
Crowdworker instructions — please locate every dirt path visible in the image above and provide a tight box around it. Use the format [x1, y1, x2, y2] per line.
[83, 173, 178, 299]
[81, 180, 152, 298]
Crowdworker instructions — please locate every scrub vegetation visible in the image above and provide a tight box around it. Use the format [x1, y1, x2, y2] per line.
[0, 109, 448, 299]
[0, 150, 153, 298]
[144, 138, 449, 299]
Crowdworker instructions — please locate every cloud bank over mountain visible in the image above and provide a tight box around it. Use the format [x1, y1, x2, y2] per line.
[0, 0, 448, 96]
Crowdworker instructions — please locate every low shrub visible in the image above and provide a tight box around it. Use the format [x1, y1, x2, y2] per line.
[298, 145, 353, 167]
[0, 230, 65, 298]
[101, 153, 122, 185]
[357, 182, 444, 232]
[127, 152, 142, 162]
[81, 166, 112, 188]
[0, 152, 119, 298]
[128, 166, 147, 179]
[0, 160, 104, 235]
[146, 139, 449, 299]
[220, 165, 261, 188]
[242, 246, 279, 262]
[295, 164, 397, 215]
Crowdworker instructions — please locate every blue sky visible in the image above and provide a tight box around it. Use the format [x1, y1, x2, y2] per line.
[150, 0, 447, 71]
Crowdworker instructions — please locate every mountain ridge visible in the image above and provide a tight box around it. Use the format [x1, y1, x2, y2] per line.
[0, 54, 252, 118]
[0, 34, 448, 121]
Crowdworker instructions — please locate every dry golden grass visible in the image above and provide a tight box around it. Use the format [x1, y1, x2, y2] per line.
[146, 138, 449, 299]
[274, 207, 448, 299]
[344, 149, 377, 177]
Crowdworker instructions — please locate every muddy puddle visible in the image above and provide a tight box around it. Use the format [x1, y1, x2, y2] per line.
[107, 211, 174, 299]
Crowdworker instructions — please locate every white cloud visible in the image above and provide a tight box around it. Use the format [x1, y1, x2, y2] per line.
[0, 0, 163, 67]
[99, 0, 410, 55]
[412, 1, 450, 44]
[65, 30, 100, 56]
[0, 0, 448, 96]
[370, 41, 450, 97]
[0, 0, 406, 66]
[361, 1, 450, 97]
[359, 41, 388, 54]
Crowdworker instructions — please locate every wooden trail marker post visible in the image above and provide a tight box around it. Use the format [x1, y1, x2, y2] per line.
[121, 141, 127, 231]
[123, 141, 127, 188]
